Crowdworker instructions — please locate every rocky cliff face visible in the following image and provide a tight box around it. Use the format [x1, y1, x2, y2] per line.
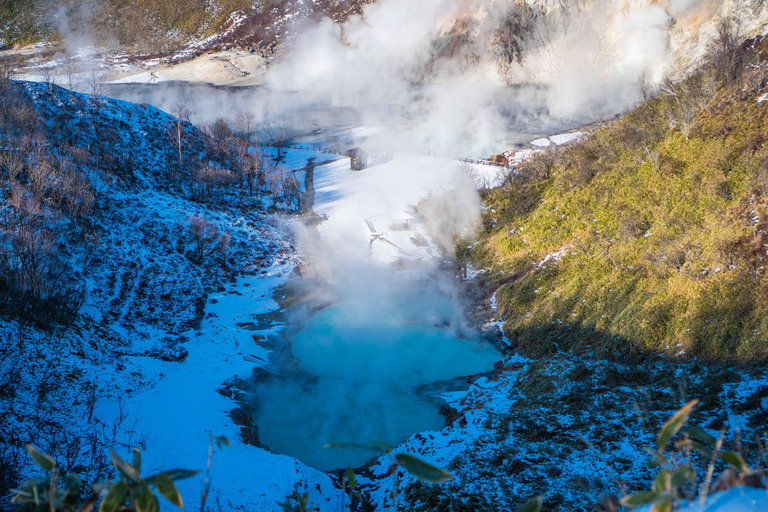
[432, 0, 768, 82]
[391, 0, 765, 118]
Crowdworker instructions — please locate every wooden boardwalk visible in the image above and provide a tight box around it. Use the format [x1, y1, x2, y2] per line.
[256, 142, 509, 168]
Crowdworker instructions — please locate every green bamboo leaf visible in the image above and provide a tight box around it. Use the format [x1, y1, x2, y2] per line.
[513, 496, 543, 512]
[620, 491, 658, 507]
[109, 448, 140, 484]
[671, 466, 694, 487]
[151, 470, 199, 482]
[394, 454, 454, 483]
[677, 439, 713, 457]
[10, 489, 34, 503]
[371, 441, 393, 452]
[720, 451, 751, 474]
[151, 473, 184, 509]
[98, 481, 129, 512]
[651, 496, 672, 512]
[149, 494, 160, 512]
[679, 425, 716, 446]
[26, 444, 55, 472]
[65, 473, 82, 494]
[92, 481, 117, 496]
[133, 484, 153, 512]
[657, 400, 698, 451]
[132, 448, 142, 476]
[345, 467, 356, 490]
[653, 469, 671, 493]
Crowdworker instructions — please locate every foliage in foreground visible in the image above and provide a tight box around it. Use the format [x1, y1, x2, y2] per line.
[11, 445, 198, 512]
[11, 439, 489, 512]
[475, 31, 768, 360]
[14, 400, 764, 512]
[621, 399, 768, 512]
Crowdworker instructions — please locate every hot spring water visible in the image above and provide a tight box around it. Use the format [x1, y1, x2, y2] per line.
[251, 284, 500, 471]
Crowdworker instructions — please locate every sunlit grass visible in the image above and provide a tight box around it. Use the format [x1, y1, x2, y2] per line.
[475, 57, 768, 361]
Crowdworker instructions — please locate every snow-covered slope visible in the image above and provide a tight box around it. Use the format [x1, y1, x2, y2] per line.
[0, 83, 345, 511]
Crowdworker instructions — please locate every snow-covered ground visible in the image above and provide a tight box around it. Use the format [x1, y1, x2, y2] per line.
[92, 267, 343, 511]
[76, 148, 498, 510]
[309, 153, 471, 263]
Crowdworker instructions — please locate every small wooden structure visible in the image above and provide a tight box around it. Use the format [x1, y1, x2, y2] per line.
[348, 147, 368, 171]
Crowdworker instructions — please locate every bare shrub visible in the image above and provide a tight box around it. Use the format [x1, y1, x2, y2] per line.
[8, 185, 45, 227]
[0, 446, 23, 504]
[659, 74, 709, 139]
[187, 216, 221, 262]
[0, 151, 24, 182]
[555, 136, 616, 188]
[514, 147, 559, 183]
[459, 160, 491, 191]
[194, 164, 238, 202]
[27, 160, 56, 202]
[53, 168, 95, 226]
[705, 18, 746, 89]
[0, 224, 85, 326]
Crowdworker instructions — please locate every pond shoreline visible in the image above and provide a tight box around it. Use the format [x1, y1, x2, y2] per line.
[223, 259, 504, 473]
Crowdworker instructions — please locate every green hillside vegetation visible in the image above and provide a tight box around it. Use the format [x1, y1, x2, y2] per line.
[474, 28, 768, 361]
[0, 0, 253, 51]
[0, 0, 375, 53]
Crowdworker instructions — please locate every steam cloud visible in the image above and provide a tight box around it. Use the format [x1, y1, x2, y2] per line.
[262, 0, 753, 154]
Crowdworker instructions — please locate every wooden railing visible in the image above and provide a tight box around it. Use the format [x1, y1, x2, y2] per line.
[255, 142, 509, 168]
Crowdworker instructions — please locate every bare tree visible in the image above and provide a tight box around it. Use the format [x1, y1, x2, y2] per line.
[168, 104, 191, 185]
[40, 65, 58, 93]
[0, 55, 16, 84]
[233, 111, 260, 191]
[706, 18, 745, 89]
[235, 112, 256, 148]
[459, 160, 490, 191]
[84, 68, 108, 110]
[264, 127, 288, 164]
[64, 58, 83, 103]
[187, 216, 222, 261]
[209, 117, 233, 144]
[241, 151, 259, 196]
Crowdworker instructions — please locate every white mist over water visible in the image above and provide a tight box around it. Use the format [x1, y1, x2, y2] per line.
[243, 150, 497, 471]
[253, 284, 500, 472]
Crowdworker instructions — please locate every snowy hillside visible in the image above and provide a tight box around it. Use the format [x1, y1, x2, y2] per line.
[0, 80, 341, 510]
